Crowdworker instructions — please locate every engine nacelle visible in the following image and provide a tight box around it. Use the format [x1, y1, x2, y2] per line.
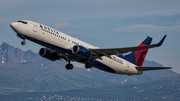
[39, 48, 59, 61]
[72, 45, 91, 59]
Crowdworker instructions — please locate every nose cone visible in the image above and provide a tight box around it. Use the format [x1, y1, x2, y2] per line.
[10, 22, 18, 33]
[10, 22, 16, 29]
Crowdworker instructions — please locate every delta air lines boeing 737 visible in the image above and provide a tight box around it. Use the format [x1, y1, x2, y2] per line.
[10, 20, 171, 76]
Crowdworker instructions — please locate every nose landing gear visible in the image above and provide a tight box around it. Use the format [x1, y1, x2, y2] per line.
[17, 34, 26, 45]
[21, 40, 26, 45]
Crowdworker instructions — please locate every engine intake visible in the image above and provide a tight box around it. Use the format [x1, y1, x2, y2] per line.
[39, 48, 59, 61]
[72, 45, 91, 59]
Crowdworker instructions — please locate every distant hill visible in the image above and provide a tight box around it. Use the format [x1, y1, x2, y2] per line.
[0, 42, 177, 95]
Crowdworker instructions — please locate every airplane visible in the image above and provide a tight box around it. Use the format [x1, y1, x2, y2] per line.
[10, 20, 171, 76]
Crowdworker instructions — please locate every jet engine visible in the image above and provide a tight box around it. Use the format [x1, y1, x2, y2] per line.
[39, 48, 59, 61]
[72, 45, 91, 59]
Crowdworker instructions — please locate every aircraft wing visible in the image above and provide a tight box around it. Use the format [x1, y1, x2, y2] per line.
[90, 35, 166, 57]
[136, 66, 172, 71]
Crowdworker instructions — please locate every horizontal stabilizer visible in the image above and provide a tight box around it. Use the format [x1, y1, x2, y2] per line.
[136, 66, 172, 71]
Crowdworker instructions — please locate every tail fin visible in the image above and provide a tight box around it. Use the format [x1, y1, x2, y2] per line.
[124, 36, 152, 66]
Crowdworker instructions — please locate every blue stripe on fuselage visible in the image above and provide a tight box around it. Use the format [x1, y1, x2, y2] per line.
[92, 60, 116, 73]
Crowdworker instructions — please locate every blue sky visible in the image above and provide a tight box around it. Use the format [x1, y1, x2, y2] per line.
[0, 0, 180, 73]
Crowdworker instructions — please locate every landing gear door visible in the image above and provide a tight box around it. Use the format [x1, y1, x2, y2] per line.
[33, 22, 38, 32]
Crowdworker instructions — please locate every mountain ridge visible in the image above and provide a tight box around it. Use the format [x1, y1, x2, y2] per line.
[0, 42, 177, 95]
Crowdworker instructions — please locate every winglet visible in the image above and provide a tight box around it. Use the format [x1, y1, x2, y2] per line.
[155, 35, 167, 46]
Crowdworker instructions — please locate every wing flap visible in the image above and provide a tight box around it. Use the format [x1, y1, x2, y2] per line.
[136, 66, 172, 71]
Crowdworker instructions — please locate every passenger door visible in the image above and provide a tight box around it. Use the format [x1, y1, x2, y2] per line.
[33, 22, 38, 32]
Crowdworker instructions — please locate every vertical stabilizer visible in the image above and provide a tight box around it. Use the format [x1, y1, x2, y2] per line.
[124, 36, 152, 66]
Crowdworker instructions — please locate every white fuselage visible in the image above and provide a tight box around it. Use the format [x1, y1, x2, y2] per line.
[10, 20, 142, 75]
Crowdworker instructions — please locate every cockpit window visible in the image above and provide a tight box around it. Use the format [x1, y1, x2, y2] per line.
[18, 20, 27, 24]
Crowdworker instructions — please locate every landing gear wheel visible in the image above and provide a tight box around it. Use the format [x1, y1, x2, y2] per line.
[21, 41, 26, 45]
[85, 63, 92, 68]
[66, 64, 73, 70]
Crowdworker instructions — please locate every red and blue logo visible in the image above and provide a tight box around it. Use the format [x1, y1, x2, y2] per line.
[122, 36, 152, 66]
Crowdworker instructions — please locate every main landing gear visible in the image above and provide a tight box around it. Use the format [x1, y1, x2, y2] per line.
[85, 63, 92, 68]
[66, 61, 92, 70]
[65, 61, 92, 70]
[66, 61, 73, 70]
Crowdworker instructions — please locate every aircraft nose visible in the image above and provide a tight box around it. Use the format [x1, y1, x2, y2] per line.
[10, 22, 16, 29]
[10, 22, 19, 33]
